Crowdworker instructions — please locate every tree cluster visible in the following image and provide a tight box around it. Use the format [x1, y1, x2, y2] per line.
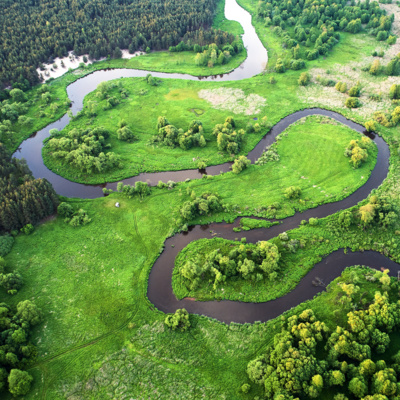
[213, 117, 245, 154]
[57, 202, 91, 227]
[46, 126, 122, 174]
[179, 240, 280, 291]
[194, 42, 243, 67]
[179, 192, 223, 223]
[153, 116, 206, 150]
[116, 181, 151, 199]
[164, 308, 191, 332]
[247, 288, 400, 400]
[338, 194, 397, 230]
[0, 299, 41, 396]
[0, 0, 218, 88]
[0, 257, 23, 295]
[256, 0, 392, 72]
[344, 137, 372, 168]
[232, 156, 251, 174]
[0, 143, 59, 232]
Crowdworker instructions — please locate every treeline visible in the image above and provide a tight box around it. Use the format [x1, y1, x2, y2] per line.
[169, 28, 238, 52]
[0, 249, 41, 396]
[0, 0, 218, 88]
[0, 143, 59, 232]
[247, 281, 400, 399]
[0, 297, 41, 396]
[255, 0, 393, 71]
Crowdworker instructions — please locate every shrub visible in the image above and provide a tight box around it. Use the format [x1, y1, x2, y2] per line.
[309, 217, 319, 226]
[365, 120, 376, 132]
[117, 126, 136, 142]
[377, 31, 388, 41]
[284, 186, 301, 199]
[165, 308, 190, 331]
[69, 209, 91, 227]
[197, 161, 207, 170]
[387, 35, 397, 45]
[344, 138, 370, 168]
[269, 76, 276, 84]
[345, 97, 360, 108]
[246, 122, 255, 134]
[298, 72, 310, 86]
[275, 58, 285, 73]
[232, 156, 251, 174]
[348, 83, 361, 97]
[20, 224, 34, 235]
[389, 84, 400, 100]
[8, 369, 33, 396]
[241, 383, 251, 393]
[369, 59, 380, 75]
[0, 235, 14, 257]
[335, 81, 347, 93]
[57, 202, 74, 218]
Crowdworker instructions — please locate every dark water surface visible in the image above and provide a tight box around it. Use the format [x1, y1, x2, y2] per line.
[11, 0, 398, 323]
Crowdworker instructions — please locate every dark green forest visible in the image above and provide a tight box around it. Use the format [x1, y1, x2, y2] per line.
[0, 143, 59, 232]
[0, 0, 219, 88]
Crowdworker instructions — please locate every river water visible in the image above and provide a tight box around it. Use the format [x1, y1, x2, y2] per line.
[11, 0, 399, 323]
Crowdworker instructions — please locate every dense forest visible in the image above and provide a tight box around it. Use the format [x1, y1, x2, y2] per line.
[248, 281, 400, 399]
[0, 0, 219, 88]
[256, 0, 394, 71]
[0, 143, 59, 232]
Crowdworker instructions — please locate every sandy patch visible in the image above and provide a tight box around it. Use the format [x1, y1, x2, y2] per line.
[36, 50, 145, 81]
[198, 88, 266, 115]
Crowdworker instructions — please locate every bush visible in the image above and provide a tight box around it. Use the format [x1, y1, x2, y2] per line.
[284, 186, 301, 199]
[335, 81, 347, 93]
[349, 83, 361, 97]
[165, 308, 190, 331]
[275, 58, 285, 73]
[377, 30, 388, 41]
[0, 235, 14, 257]
[387, 35, 397, 45]
[57, 202, 74, 218]
[69, 209, 91, 227]
[389, 84, 400, 100]
[20, 224, 34, 235]
[298, 72, 310, 86]
[232, 156, 251, 174]
[365, 120, 376, 132]
[369, 59, 380, 75]
[241, 383, 251, 393]
[8, 369, 33, 396]
[345, 97, 360, 108]
[309, 217, 319, 226]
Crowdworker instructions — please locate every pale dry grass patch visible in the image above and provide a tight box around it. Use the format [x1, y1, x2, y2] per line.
[198, 88, 267, 114]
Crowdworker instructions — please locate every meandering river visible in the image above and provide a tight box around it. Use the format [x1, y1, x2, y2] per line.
[11, 0, 399, 323]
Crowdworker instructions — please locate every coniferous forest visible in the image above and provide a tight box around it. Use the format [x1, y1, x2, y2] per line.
[0, 143, 59, 232]
[0, 0, 218, 88]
